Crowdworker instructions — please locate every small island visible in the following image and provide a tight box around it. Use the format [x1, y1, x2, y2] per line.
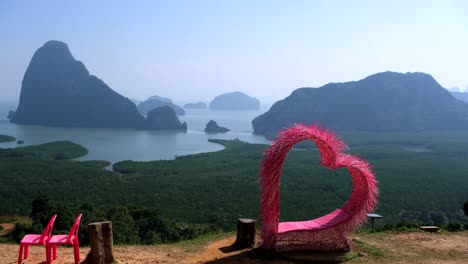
[145, 106, 187, 131]
[209, 91, 260, 110]
[138, 96, 185, 116]
[0, 134, 16, 143]
[7, 110, 15, 120]
[204, 120, 229, 133]
[183, 102, 207, 109]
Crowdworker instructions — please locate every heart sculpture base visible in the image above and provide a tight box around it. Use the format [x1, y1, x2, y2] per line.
[275, 228, 351, 252]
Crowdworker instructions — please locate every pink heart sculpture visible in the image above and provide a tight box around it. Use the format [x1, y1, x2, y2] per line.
[260, 124, 378, 251]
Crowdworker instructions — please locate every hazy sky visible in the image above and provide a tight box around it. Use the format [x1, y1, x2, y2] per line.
[1, 0, 467, 104]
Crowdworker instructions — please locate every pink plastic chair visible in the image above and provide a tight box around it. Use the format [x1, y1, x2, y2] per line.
[47, 213, 82, 264]
[18, 214, 57, 264]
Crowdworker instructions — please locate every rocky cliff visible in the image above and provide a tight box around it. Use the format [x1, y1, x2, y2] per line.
[11, 41, 146, 128]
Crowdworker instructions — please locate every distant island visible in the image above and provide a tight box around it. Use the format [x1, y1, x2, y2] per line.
[130, 98, 142, 105]
[204, 120, 229, 133]
[7, 111, 15, 120]
[253, 71, 468, 137]
[145, 106, 187, 131]
[0, 101, 17, 121]
[451, 91, 468, 103]
[138, 95, 185, 116]
[209, 91, 260, 110]
[0, 134, 16, 143]
[10, 41, 185, 131]
[183, 102, 206, 109]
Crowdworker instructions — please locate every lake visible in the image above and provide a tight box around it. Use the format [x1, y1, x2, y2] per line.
[0, 108, 271, 163]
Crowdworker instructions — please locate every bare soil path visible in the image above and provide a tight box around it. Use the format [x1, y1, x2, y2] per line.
[2, 232, 467, 264]
[0, 223, 15, 237]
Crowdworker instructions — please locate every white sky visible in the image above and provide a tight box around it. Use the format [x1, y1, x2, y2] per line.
[1, 0, 467, 104]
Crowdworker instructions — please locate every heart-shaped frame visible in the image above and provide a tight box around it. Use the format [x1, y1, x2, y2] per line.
[260, 124, 378, 251]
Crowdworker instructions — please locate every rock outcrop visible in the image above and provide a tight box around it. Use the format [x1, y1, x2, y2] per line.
[204, 120, 229, 133]
[209, 92, 260, 110]
[145, 106, 187, 131]
[138, 96, 185, 116]
[7, 111, 15, 120]
[11, 41, 146, 128]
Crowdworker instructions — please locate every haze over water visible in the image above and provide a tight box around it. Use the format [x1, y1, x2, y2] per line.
[0, 107, 271, 163]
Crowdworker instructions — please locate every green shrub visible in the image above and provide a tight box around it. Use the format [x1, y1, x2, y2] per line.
[12, 194, 219, 245]
[445, 222, 462, 232]
[379, 224, 395, 231]
[11, 222, 35, 243]
[3, 135, 468, 236]
[396, 222, 419, 231]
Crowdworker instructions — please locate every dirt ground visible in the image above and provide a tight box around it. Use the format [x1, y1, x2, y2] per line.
[2, 232, 468, 264]
[0, 223, 15, 237]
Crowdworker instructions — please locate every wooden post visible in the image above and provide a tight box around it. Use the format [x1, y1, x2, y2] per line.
[233, 218, 256, 249]
[83, 221, 117, 264]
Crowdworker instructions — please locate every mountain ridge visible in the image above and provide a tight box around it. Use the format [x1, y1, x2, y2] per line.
[253, 71, 468, 136]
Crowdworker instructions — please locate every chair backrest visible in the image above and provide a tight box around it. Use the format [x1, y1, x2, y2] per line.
[68, 213, 82, 239]
[40, 214, 57, 244]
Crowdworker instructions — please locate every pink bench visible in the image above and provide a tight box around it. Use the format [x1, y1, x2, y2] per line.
[278, 209, 350, 233]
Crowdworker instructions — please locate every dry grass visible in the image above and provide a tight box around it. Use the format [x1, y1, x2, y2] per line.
[349, 232, 468, 264]
[0, 216, 31, 224]
[3, 231, 468, 264]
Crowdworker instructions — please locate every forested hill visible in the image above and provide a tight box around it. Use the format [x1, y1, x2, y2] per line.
[252, 72, 468, 137]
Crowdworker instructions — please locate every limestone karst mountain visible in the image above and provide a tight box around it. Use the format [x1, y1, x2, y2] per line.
[253, 71, 468, 137]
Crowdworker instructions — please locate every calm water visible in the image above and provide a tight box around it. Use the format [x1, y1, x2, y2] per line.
[0, 108, 271, 163]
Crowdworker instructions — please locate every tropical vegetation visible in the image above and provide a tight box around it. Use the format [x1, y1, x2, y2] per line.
[1, 131, 468, 244]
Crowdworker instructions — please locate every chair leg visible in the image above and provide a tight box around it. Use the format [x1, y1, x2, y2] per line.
[53, 244, 57, 260]
[17, 244, 23, 264]
[46, 244, 51, 264]
[73, 241, 80, 264]
[24, 244, 28, 259]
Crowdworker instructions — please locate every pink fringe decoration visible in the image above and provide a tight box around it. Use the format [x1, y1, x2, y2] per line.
[260, 124, 378, 251]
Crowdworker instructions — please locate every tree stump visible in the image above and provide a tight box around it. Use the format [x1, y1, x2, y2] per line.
[233, 218, 257, 249]
[83, 221, 117, 264]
